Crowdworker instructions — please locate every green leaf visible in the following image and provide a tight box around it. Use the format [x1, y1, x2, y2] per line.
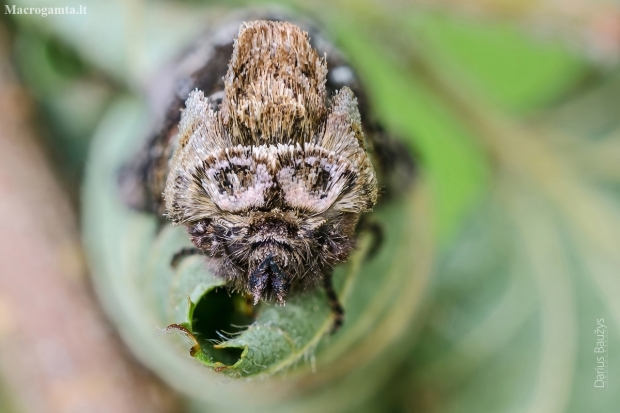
[82, 96, 435, 406]
[406, 13, 589, 114]
[14, 1, 619, 411]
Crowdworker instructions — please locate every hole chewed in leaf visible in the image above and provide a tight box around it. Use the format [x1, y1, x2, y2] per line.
[187, 288, 254, 367]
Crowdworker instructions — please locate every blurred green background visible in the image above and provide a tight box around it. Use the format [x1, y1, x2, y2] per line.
[0, 0, 618, 412]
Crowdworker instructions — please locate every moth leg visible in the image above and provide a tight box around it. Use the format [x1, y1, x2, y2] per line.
[323, 270, 344, 333]
[357, 215, 384, 261]
[171, 247, 204, 268]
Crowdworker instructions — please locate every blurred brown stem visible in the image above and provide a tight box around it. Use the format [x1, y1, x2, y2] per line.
[0, 24, 179, 413]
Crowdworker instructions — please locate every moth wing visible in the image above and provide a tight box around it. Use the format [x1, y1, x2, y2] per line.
[117, 18, 239, 215]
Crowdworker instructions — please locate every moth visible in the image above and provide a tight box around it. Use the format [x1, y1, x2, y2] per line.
[120, 13, 414, 331]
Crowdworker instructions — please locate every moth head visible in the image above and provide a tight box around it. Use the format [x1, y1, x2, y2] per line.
[186, 206, 359, 305]
[163, 21, 378, 304]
